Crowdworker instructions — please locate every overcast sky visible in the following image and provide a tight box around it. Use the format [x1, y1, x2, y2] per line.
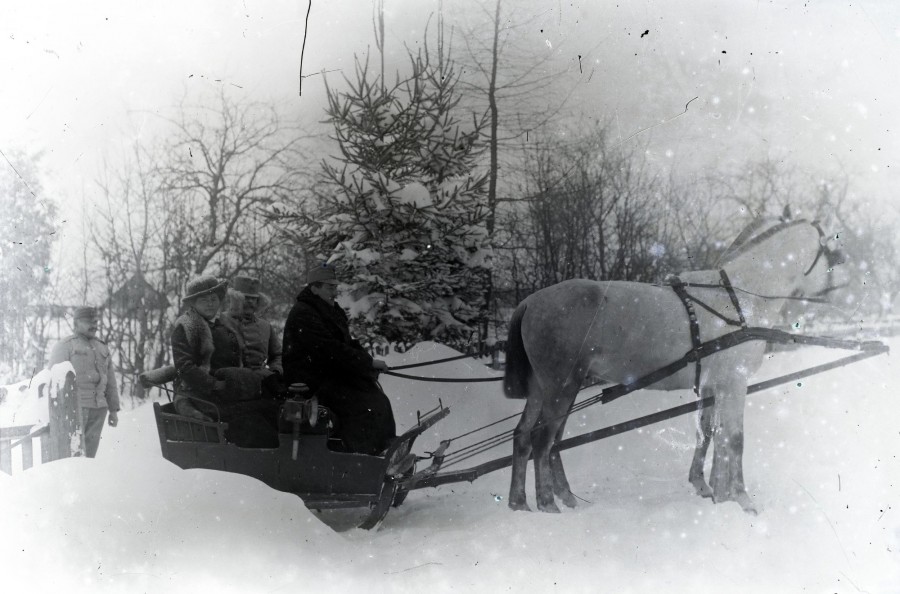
[3, 0, 899, 266]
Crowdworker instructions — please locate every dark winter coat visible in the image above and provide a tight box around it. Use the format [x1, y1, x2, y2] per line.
[282, 287, 396, 454]
[171, 308, 276, 447]
[282, 287, 379, 390]
[171, 308, 244, 401]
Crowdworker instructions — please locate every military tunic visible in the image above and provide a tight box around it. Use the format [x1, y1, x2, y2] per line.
[48, 334, 120, 457]
[229, 313, 283, 374]
[49, 335, 120, 411]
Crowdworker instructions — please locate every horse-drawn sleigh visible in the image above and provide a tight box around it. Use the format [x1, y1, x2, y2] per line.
[149, 213, 889, 529]
[149, 370, 450, 530]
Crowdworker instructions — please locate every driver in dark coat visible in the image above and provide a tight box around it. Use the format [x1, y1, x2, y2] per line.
[282, 264, 396, 455]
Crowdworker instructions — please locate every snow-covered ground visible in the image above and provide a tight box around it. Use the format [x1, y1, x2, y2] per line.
[1, 339, 898, 593]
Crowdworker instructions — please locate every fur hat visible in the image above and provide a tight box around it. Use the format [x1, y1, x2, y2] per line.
[307, 264, 338, 285]
[183, 276, 228, 303]
[232, 275, 261, 297]
[73, 306, 99, 320]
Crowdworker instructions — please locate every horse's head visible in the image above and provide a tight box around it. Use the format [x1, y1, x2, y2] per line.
[718, 215, 828, 305]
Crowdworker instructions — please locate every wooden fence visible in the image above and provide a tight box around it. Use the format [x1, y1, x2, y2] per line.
[0, 367, 80, 476]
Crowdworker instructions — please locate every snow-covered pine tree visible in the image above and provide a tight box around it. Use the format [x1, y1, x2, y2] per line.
[0, 151, 57, 381]
[311, 17, 490, 350]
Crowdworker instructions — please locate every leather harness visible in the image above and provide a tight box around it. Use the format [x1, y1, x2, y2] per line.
[668, 270, 747, 396]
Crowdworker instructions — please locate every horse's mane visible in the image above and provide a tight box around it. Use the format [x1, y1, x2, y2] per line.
[716, 217, 771, 266]
[716, 216, 812, 268]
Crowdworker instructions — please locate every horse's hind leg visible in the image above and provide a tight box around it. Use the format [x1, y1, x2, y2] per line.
[531, 387, 579, 513]
[689, 387, 714, 498]
[531, 419, 562, 513]
[549, 418, 577, 508]
[509, 394, 542, 512]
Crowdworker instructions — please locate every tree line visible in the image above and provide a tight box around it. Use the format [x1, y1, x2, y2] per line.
[1, 0, 895, 398]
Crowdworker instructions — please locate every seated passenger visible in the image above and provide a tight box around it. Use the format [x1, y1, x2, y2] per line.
[282, 264, 396, 455]
[171, 275, 278, 447]
[225, 275, 283, 396]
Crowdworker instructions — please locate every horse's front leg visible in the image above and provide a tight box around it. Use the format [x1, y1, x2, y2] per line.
[688, 386, 714, 498]
[709, 383, 758, 515]
[509, 396, 541, 511]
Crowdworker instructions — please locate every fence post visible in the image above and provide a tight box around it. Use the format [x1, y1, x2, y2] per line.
[47, 371, 81, 461]
[0, 436, 10, 475]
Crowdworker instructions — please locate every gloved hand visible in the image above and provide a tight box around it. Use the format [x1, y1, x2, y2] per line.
[262, 371, 285, 399]
[213, 368, 263, 402]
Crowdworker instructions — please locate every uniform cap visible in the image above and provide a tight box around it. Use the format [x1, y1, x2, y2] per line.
[232, 275, 261, 297]
[73, 306, 99, 320]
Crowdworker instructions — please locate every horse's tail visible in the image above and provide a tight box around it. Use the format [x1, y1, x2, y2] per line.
[503, 303, 531, 399]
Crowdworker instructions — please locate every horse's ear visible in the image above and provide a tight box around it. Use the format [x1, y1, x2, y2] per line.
[781, 205, 793, 222]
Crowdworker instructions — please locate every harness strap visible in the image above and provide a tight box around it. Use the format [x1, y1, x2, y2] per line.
[669, 276, 702, 395]
[679, 292, 746, 327]
[662, 275, 746, 329]
[719, 269, 748, 328]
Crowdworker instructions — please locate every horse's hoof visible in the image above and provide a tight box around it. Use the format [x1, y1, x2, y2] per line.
[734, 493, 759, 516]
[712, 491, 759, 515]
[537, 500, 561, 513]
[690, 478, 713, 499]
[508, 500, 531, 512]
[559, 492, 578, 508]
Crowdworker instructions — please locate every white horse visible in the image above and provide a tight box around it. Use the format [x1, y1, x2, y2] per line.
[503, 215, 826, 514]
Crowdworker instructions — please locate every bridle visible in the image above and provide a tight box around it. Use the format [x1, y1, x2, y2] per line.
[668, 217, 829, 396]
[718, 217, 827, 278]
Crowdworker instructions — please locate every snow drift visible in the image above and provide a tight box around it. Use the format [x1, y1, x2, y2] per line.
[1, 340, 898, 593]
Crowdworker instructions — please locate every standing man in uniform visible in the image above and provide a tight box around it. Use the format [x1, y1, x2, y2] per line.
[48, 306, 120, 458]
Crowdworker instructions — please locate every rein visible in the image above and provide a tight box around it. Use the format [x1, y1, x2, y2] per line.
[674, 281, 830, 304]
[382, 370, 502, 383]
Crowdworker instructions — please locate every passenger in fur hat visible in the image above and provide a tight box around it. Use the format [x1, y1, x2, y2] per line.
[171, 276, 237, 416]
